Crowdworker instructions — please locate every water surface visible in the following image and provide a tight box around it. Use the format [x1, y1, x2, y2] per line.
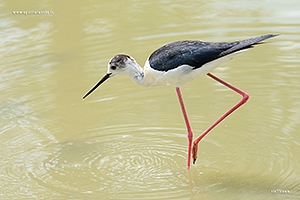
[1, 0, 299, 199]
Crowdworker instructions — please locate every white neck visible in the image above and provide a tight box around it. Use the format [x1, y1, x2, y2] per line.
[125, 61, 145, 86]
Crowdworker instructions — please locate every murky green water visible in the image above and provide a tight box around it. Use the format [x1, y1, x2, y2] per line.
[1, 0, 299, 199]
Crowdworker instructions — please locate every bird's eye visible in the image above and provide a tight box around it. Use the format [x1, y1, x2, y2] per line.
[111, 66, 116, 70]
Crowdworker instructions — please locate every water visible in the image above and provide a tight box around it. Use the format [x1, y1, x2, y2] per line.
[1, 0, 300, 199]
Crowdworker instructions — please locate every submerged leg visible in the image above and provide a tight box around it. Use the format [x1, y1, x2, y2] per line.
[192, 73, 249, 164]
[176, 87, 193, 169]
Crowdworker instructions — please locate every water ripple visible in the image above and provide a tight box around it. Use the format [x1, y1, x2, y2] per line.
[28, 126, 191, 199]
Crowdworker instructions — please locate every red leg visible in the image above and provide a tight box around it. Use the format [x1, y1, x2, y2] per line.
[192, 73, 249, 164]
[176, 87, 193, 169]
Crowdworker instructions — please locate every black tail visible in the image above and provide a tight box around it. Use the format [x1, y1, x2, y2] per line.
[219, 34, 280, 57]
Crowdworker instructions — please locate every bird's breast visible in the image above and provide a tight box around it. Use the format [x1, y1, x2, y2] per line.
[141, 60, 195, 87]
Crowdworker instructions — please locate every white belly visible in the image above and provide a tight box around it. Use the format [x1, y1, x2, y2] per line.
[141, 50, 247, 87]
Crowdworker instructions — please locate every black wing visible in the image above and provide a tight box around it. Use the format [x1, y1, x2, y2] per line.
[148, 34, 279, 72]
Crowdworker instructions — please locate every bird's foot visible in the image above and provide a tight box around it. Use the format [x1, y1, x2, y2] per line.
[192, 141, 198, 164]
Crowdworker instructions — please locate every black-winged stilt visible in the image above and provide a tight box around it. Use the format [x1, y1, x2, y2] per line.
[83, 34, 278, 169]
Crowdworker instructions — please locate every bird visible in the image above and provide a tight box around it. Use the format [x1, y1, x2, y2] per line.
[83, 34, 279, 169]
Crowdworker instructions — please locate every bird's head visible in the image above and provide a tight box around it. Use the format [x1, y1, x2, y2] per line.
[107, 54, 137, 77]
[82, 54, 136, 100]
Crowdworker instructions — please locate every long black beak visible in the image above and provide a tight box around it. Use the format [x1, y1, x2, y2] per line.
[82, 73, 112, 100]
